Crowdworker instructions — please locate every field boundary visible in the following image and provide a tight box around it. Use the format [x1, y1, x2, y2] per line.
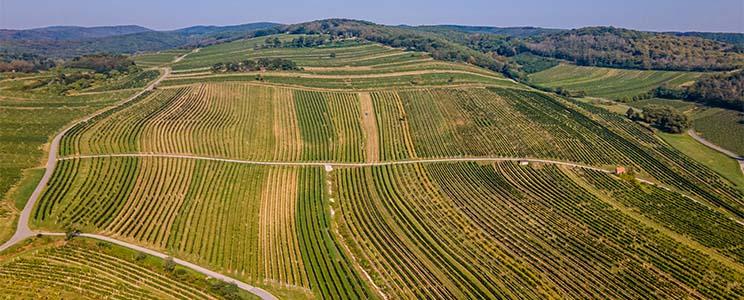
[688, 129, 744, 175]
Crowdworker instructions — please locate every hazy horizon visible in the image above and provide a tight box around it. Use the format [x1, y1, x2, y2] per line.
[1, 0, 742, 33]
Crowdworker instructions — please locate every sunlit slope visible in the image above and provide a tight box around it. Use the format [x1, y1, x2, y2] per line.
[530, 64, 702, 100]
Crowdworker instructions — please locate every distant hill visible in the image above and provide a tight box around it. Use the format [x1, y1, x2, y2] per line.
[0, 23, 281, 58]
[409, 25, 563, 38]
[522, 27, 743, 71]
[670, 32, 744, 47]
[0, 25, 152, 41]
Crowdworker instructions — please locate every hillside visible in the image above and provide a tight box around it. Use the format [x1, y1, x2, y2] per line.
[523, 26, 744, 71]
[0, 22, 281, 58]
[0, 25, 152, 41]
[1, 16, 743, 299]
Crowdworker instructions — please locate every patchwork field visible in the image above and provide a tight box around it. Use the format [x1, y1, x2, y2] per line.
[530, 64, 702, 100]
[57, 78, 744, 219]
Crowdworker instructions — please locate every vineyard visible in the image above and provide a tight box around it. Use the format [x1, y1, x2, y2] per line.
[691, 108, 744, 156]
[334, 161, 744, 299]
[60, 83, 367, 162]
[4, 33, 744, 300]
[134, 49, 192, 68]
[0, 76, 134, 243]
[31, 156, 377, 298]
[530, 64, 702, 100]
[0, 237, 234, 299]
[57, 79, 744, 218]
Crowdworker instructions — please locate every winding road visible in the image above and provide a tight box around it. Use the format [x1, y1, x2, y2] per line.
[687, 129, 744, 175]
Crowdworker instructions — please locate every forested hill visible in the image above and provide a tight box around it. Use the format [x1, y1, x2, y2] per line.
[0, 23, 281, 58]
[522, 27, 743, 71]
[0, 25, 152, 41]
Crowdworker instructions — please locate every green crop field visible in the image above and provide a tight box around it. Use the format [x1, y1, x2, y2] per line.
[0, 237, 246, 299]
[3, 32, 744, 300]
[529, 64, 703, 100]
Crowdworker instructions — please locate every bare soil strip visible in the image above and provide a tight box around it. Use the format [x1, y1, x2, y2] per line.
[358, 92, 380, 163]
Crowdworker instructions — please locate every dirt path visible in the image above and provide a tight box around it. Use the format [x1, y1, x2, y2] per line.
[0, 67, 170, 254]
[34, 232, 277, 300]
[168, 69, 512, 81]
[358, 92, 380, 163]
[688, 129, 744, 175]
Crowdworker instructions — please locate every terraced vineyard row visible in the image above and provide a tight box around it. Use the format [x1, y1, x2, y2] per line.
[171, 38, 427, 72]
[61, 83, 366, 162]
[0, 238, 223, 299]
[58, 81, 744, 218]
[134, 49, 191, 68]
[31, 156, 372, 299]
[529, 64, 702, 100]
[567, 98, 744, 217]
[333, 161, 744, 299]
[573, 168, 744, 263]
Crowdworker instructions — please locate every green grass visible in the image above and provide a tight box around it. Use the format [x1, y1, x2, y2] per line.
[659, 132, 744, 190]
[530, 64, 703, 100]
[8, 168, 44, 210]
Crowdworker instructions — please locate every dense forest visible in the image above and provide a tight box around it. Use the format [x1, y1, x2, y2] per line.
[211, 58, 299, 73]
[522, 27, 743, 71]
[655, 70, 744, 112]
[626, 105, 691, 133]
[0, 52, 56, 72]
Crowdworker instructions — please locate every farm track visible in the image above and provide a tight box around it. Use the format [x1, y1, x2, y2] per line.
[0, 49, 279, 300]
[688, 129, 744, 175]
[167, 69, 512, 81]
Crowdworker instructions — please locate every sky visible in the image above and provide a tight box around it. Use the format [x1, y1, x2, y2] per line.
[1, 0, 742, 33]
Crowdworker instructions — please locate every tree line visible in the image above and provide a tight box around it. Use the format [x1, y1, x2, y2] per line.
[211, 58, 300, 73]
[654, 70, 744, 112]
[626, 105, 691, 133]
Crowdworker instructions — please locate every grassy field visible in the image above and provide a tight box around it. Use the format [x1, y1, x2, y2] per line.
[658, 132, 744, 190]
[530, 64, 703, 100]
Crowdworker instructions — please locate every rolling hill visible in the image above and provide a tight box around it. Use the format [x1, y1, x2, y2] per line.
[1, 18, 743, 299]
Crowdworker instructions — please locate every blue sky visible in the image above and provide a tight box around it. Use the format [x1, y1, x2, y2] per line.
[1, 0, 742, 32]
